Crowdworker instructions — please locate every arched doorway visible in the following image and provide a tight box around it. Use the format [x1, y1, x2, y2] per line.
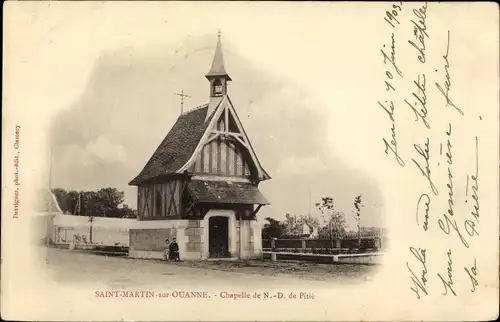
[208, 216, 230, 258]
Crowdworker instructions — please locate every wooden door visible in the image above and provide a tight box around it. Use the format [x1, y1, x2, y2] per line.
[209, 216, 229, 258]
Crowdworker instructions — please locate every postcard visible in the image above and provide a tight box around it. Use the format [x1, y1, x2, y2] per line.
[1, 2, 499, 321]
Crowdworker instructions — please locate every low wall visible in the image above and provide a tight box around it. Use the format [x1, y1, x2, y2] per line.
[334, 254, 384, 265]
[38, 213, 263, 261]
[52, 214, 136, 246]
[263, 251, 384, 265]
[129, 220, 204, 261]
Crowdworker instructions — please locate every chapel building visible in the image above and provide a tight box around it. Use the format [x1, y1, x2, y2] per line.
[128, 34, 271, 260]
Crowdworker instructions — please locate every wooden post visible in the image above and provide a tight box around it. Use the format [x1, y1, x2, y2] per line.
[271, 237, 277, 262]
[329, 223, 333, 254]
[88, 216, 95, 244]
[301, 239, 306, 253]
[239, 216, 243, 260]
[335, 238, 341, 249]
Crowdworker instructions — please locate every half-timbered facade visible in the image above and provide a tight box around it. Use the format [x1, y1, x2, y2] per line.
[128, 34, 270, 260]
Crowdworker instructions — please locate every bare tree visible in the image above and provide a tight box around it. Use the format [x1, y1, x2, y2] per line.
[316, 197, 347, 250]
[354, 195, 363, 248]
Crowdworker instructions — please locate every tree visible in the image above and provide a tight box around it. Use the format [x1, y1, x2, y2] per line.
[353, 195, 363, 248]
[51, 187, 132, 218]
[298, 214, 320, 236]
[95, 188, 125, 217]
[67, 190, 81, 215]
[82, 191, 99, 216]
[262, 217, 286, 239]
[118, 204, 138, 218]
[52, 188, 79, 214]
[316, 197, 347, 243]
[283, 213, 304, 236]
[52, 188, 69, 211]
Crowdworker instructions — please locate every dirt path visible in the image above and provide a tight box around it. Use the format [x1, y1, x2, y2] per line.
[42, 248, 377, 290]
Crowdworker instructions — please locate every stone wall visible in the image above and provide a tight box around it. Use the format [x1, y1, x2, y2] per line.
[129, 219, 204, 260]
[129, 217, 263, 260]
[229, 219, 262, 259]
[251, 220, 263, 258]
[184, 220, 203, 256]
[236, 220, 253, 259]
[129, 228, 175, 251]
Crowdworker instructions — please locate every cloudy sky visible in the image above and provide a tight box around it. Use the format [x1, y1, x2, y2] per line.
[6, 2, 497, 231]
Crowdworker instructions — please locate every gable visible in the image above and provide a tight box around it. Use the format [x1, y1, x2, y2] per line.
[178, 96, 270, 181]
[189, 107, 254, 177]
[189, 133, 253, 178]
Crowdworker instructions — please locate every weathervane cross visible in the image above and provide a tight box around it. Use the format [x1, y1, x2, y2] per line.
[174, 88, 191, 113]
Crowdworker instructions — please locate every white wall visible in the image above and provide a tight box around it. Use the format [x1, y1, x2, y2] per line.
[45, 213, 263, 258]
[52, 214, 136, 246]
[251, 220, 263, 258]
[237, 220, 263, 259]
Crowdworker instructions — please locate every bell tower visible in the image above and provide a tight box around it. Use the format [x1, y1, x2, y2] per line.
[205, 31, 231, 98]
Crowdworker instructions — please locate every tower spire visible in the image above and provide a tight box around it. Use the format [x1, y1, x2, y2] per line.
[206, 31, 231, 119]
[206, 31, 231, 81]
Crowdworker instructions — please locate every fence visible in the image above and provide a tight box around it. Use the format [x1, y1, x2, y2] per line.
[262, 235, 387, 255]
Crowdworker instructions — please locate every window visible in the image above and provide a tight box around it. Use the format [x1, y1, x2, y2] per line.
[155, 191, 162, 217]
[213, 79, 223, 95]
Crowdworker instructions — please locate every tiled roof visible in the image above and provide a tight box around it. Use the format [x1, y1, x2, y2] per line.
[188, 180, 269, 205]
[129, 104, 213, 185]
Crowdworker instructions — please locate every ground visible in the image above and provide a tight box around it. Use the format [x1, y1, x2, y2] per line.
[2, 247, 381, 320]
[43, 247, 378, 289]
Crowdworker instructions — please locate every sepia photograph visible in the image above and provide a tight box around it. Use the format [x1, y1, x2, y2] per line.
[2, 2, 499, 321]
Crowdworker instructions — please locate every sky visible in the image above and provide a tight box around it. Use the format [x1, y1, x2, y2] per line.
[5, 2, 497, 231]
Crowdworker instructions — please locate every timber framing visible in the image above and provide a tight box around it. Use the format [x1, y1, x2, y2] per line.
[176, 96, 270, 181]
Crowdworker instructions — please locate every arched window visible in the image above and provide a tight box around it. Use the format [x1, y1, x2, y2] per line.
[155, 191, 162, 217]
[213, 79, 223, 96]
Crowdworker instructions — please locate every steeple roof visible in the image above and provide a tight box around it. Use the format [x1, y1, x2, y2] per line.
[205, 32, 231, 81]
